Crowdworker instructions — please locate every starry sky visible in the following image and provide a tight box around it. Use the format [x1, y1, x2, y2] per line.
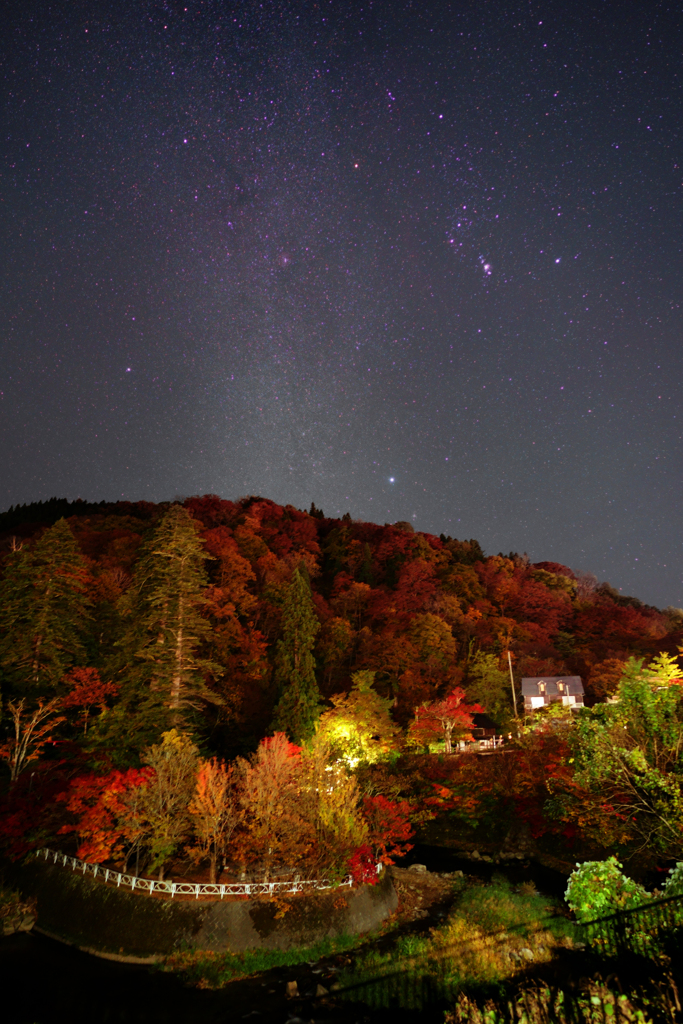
[1, 0, 681, 609]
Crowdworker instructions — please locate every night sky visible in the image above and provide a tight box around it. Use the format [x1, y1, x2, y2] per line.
[1, 1, 681, 609]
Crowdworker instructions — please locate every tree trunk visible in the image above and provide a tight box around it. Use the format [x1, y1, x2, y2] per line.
[170, 597, 184, 709]
[31, 634, 44, 684]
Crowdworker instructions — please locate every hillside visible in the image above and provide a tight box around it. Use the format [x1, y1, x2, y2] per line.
[1, 493, 680, 761]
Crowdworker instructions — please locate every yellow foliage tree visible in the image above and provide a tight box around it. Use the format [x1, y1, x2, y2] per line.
[137, 729, 199, 879]
[316, 670, 401, 767]
[299, 734, 368, 878]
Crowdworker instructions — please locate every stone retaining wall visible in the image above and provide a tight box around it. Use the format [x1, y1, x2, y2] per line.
[6, 857, 397, 962]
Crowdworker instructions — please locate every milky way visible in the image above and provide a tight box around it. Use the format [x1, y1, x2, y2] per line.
[1, 0, 681, 607]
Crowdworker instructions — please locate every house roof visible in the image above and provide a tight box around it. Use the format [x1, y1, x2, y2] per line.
[521, 676, 584, 696]
[471, 712, 499, 731]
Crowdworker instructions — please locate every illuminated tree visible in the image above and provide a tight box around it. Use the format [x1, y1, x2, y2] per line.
[647, 652, 683, 686]
[409, 612, 457, 683]
[137, 729, 199, 879]
[58, 765, 152, 864]
[202, 526, 269, 747]
[362, 793, 414, 865]
[316, 670, 401, 766]
[237, 732, 312, 875]
[125, 505, 219, 718]
[299, 735, 369, 878]
[0, 518, 91, 693]
[236, 732, 370, 880]
[270, 567, 321, 742]
[188, 758, 241, 883]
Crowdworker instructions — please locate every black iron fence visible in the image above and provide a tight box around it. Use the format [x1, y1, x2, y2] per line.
[581, 890, 683, 958]
[335, 914, 579, 1015]
[334, 894, 683, 1021]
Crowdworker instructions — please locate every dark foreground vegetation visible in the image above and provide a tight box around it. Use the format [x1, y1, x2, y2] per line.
[1, 494, 683, 1020]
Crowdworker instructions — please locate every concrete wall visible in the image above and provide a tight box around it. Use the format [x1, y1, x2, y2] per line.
[8, 858, 397, 962]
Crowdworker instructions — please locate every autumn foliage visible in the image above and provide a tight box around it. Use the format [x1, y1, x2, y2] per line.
[58, 766, 152, 864]
[0, 494, 681, 882]
[409, 688, 484, 753]
[53, 730, 413, 884]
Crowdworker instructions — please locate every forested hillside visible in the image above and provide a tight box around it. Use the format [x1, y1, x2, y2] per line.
[1, 495, 682, 880]
[1, 493, 680, 760]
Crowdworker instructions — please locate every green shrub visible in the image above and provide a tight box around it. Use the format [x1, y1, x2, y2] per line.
[662, 860, 683, 898]
[565, 857, 649, 923]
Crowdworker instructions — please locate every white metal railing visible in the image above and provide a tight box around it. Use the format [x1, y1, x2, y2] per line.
[37, 848, 379, 899]
[476, 736, 505, 751]
[451, 736, 505, 753]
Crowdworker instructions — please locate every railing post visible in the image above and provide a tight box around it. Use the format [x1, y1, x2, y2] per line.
[38, 846, 376, 901]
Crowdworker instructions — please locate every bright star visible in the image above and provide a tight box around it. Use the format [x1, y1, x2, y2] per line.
[389, 477, 395, 483]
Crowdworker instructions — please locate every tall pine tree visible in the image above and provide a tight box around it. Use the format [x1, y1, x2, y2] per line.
[0, 518, 91, 694]
[124, 505, 219, 720]
[271, 567, 321, 742]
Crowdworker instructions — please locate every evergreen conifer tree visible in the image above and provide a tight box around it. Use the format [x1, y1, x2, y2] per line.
[271, 567, 321, 742]
[0, 518, 91, 694]
[123, 505, 219, 720]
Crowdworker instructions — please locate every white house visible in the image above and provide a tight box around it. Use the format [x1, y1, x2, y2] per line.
[521, 676, 584, 711]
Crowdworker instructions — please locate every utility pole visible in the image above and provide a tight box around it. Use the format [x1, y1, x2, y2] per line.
[507, 649, 518, 720]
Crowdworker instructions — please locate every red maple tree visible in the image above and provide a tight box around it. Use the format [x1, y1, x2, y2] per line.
[62, 668, 119, 734]
[409, 687, 484, 753]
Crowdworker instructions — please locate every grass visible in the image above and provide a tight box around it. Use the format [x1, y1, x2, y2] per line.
[162, 931, 366, 988]
[162, 875, 579, 995]
[340, 875, 580, 995]
[161, 873, 680, 1021]
[0, 882, 35, 922]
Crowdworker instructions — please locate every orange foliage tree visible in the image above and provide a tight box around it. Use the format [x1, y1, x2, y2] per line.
[188, 758, 242, 883]
[58, 766, 152, 864]
[236, 732, 311, 875]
